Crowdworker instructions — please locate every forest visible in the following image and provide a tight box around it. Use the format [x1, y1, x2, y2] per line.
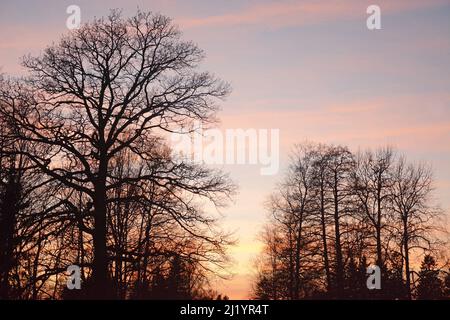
[253, 143, 450, 300]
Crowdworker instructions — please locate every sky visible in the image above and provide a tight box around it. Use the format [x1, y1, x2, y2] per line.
[1, 0, 450, 299]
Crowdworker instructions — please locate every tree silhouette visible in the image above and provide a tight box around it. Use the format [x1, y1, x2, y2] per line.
[0, 10, 233, 299]
[351, 147, 395, 294]
[444, 269, 450, 298]
[417, 255, 444, 300]
[391, 157, 438, 299]
[253, 142, 447, 300]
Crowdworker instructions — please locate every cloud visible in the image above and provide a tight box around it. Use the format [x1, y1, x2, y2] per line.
[220, 93, 450, 154]
[178, 0, 449, 29]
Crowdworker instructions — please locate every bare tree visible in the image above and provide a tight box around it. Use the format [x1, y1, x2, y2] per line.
[325, 145, 354, 297]
[311, 144, 333, 292]
[352, 147, 394, 269]
[391, 157, 441, 299]
[0, 10, 232, 298]
[253, 142, 447, 300]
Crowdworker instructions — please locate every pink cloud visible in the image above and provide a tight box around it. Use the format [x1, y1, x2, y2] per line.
[178, 0, 449, 29]
[219, 93, 450, 154]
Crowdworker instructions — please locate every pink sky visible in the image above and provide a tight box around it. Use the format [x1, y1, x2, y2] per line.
[1, 0, 450, 299]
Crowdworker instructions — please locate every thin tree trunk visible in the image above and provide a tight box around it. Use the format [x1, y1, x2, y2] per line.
[333, 181, 344, 298]
[320, 185, 331, 292]
[294, 217, 303, 300]
[403, 218, 411, 300]
[288, 230, 294, 300]
[376, 226, 383, 267]
[376, 179, 384, 268]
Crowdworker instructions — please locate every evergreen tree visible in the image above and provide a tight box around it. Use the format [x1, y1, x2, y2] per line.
[416, 255, 443, 300]
[443, 269, 450, 299]
[166, 254, 191, 299]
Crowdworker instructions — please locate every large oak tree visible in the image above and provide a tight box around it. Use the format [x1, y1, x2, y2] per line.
[0, 10, 232, 298]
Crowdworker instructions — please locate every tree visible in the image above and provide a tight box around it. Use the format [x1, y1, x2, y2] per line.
[311, 144, 333, 292]
[416, 255, 443, 299]
[352, 147, 395, 295]
[391, 157, 438, 299]
[0, 155, 23, 299]
[343, 253, 367, 299]
[286, 144, 319, 299]
[0, 96, 27, 299]
[255, 143, 356, 299]
[253, 142, 446, 300]
[0, 106, 61, 299]
[252, 226, 290, 300]
[444, 269, 450, 298]
[0, 10, 232, 299]
[325, 145, 354, 297]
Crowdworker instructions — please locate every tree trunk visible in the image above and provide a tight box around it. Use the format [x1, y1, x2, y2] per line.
[294, 217, 303, 300]
[375, 184, 384, 297]
[333, 182, 344, 298]
[376, 195, 383, 267]
[403, 218, 411, 300]
[91, 158, 111, 299]
[375, 227, 383, 266]
[0, 176, 20, 299]
[320, 185, 331, 293]
[288, 230, 295, 300]
[375, 178, 384, 268]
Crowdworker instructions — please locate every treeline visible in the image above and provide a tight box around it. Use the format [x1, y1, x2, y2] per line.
[0, 10, 234, 299]
[253, 143, 450, 300]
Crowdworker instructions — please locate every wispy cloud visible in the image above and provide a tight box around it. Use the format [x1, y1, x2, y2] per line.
[179, 0, 449, 29]
[221, 93, 450, 153]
